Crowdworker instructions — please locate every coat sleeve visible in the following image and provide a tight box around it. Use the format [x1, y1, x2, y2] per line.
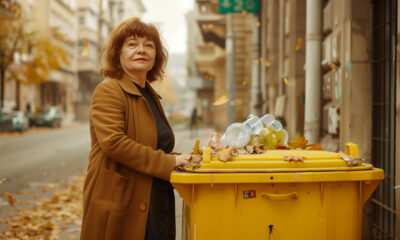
[90, 80, 176, 181]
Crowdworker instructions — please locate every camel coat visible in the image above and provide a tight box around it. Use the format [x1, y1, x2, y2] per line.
[80, 75, 176, 240]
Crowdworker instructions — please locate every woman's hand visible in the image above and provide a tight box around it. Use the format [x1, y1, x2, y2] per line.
[175, 154, 192, 167]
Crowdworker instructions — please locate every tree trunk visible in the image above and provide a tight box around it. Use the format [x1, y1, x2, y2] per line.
[0, 67, 4, 109]
[16, 80, 20, 110]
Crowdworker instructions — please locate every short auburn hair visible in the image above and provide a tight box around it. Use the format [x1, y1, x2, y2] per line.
[99, 17, 168, 82]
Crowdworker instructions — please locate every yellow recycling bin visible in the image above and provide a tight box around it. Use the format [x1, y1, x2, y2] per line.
[171, 143, 384, 240]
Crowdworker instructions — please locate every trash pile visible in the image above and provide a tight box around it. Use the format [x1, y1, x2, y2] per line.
[187, 114, 293, 168]
[210, 113, 288, 151]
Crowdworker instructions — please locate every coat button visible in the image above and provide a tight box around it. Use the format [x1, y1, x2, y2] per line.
[139, 203, 147, 212]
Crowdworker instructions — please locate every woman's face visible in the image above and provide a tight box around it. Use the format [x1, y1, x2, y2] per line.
[119, 35, 156, 74]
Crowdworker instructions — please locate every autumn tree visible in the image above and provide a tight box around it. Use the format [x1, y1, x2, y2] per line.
[0, 1, 70, 109]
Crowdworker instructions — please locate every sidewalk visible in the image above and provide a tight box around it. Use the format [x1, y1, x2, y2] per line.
[0, 121, 86, 139]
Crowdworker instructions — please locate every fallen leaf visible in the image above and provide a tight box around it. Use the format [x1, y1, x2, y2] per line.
[191, 139, 201, 155]
[288, 136, 308, 150]
[284, 156, 304, 162]
[217, 148, 233, 162]
[306, 143, 323, 150]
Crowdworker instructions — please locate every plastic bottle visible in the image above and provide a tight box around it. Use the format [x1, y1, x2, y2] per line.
[260, 114, 275, 126]
[224, 123, 251, 147]
[208, 132, 223, 149]
[243, 115, 263, 135]
[269, 120, 283, 131]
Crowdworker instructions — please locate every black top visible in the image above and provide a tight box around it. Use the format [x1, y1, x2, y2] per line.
[135, 82, 176, 240]
[136, 82, 174, 153]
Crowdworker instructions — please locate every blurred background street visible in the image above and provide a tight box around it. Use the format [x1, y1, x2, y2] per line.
[0, 0, 399, 239]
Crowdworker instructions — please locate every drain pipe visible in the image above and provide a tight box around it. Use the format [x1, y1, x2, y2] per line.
[251, 15, 261, 116]
[304, 0, 322, 143]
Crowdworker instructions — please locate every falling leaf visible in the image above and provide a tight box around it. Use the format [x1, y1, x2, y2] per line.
[288, 136, 308, 150]
[332, 63, 337, 73]
[283, 77, 290, 86]
[296, 37, 303, 51]
[242, 81, 247, 86]
[242, 10, 247, 15]
[80, 40, 89, 57]
[256, 21, 261, 27]
[0, 178, 6, 185]
[306, 143, 323, 150]
[265, 60, 271, 67]
[212, 94, 229, 106]
[4, 192, 20, 207]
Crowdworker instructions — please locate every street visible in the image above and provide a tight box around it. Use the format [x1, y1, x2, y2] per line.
[0, 123, 213, 239]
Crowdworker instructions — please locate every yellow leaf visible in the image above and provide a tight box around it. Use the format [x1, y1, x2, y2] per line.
[296, 37, 303, 51]
[283, 77, 290, 86]
[43, 221, 54, 230]
[288, 136, 308, 150]
[81, 40, 89, 57]
[191, 139, 200, 155]
[212, 93, 229, 106]
[306, 143, 323, 150]
[4, 192, 18, 207]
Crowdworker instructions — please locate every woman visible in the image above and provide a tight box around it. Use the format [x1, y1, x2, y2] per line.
[80, 18, 192, 240]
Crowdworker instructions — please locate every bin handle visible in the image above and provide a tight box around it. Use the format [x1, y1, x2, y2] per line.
[261, 192, 298, 200]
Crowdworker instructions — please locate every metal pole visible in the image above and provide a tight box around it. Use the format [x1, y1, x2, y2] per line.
[251, 14, 261, 116]
[226, 13, 235, 124]
[304, 0, 322, 143]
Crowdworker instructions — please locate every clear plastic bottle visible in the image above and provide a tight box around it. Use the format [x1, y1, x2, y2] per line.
[260, 114, 275, 126]
[269, 120, 283, 131]
[224, 123, 251, 147]
[243, 115, 263, 135]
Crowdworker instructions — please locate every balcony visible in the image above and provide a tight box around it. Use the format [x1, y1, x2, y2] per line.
[186, 76, 213, 90]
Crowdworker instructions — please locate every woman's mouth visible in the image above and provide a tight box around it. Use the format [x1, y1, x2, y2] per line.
[134, 58, 148, 61]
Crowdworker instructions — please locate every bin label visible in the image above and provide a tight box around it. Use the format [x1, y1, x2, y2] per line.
[243, 190, 256, 199]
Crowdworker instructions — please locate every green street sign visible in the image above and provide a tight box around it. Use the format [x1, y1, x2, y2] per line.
[218, 0, 260, 13]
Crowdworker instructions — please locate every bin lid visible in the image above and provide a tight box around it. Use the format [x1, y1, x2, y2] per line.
[183, 144, 373, 173]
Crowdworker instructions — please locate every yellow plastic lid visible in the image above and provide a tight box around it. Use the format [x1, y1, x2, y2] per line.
[183, 143, 373, 173]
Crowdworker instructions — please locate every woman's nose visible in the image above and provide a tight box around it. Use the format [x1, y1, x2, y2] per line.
[137, 44, 145, 52]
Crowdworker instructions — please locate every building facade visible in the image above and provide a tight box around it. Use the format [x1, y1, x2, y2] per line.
[260, 0, 399, 238]
[188, 0, 256, 132]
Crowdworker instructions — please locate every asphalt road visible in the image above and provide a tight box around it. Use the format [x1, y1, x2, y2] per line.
[0, 124, 91, 197]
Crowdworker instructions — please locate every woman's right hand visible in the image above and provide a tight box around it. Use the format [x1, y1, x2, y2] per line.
[175, 154, 192, 167]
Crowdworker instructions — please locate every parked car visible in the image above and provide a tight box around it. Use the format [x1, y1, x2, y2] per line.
[0, 109, 13, 132]
[11, 111, 29, 132]
[29, 106, 62, 128]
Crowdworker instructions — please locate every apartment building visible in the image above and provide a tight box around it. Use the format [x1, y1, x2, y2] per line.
[188, 0, 255, 132]
[75, 0, 145, 120]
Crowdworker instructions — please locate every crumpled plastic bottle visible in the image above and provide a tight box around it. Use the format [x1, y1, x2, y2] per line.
[224, 123, 251, 147]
